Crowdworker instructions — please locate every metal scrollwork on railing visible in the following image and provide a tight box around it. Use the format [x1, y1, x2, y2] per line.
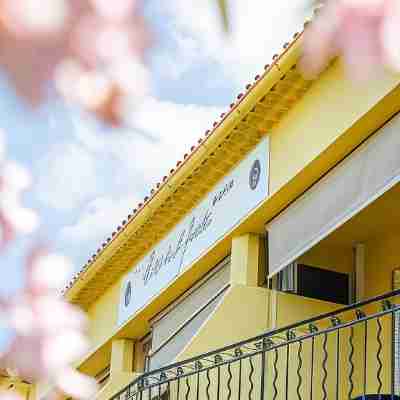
[356, 309, 366, 319]
[248, 357, 254, 400]
[235, 347, 243, 357]
[227, 362, 233, 400]
[382, 299, 393, 310]
[322, 333, 328, 400]
[214, 354, 223, 365]
[296, 341, 303, 400]
[287, 329, 296, 340]
[348, 326, 355, 400]
[309, 323, 318, 333]
[184, 377, 190, 400]
[272, 349, 279, 400]
[376, 317, 383, 394]
[109, 289, 400, 400]
[206, 368, 211, 400]
[195, 360, 202, 371]
[262, 336, 271, 349]
[330, 316, 341, 326]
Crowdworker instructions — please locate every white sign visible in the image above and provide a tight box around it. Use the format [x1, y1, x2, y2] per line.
[118, 137, 269, 326]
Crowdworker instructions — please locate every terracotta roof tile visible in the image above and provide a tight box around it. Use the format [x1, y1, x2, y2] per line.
[63, 29, 304, 295]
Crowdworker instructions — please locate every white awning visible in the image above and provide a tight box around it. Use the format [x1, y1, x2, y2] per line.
[267, 112, 400, 277]
[149, 258, 230, 370]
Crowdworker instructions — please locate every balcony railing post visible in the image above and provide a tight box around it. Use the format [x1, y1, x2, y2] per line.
[336, 329, 340, 400]
[364, 320, 368, 397]
[392, 308, 396, 398]
[196, 368, 200, 400]
[238, 358, 242, 400]
[310, 335, 315, 400]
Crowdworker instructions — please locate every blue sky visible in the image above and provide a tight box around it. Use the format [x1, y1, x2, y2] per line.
[0, 0, 307, 294]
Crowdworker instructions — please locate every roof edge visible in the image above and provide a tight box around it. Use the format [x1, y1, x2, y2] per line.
[64, 29, 305, 303]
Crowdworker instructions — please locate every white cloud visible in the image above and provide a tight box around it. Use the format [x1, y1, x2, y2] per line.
[156, 0, 309, 87]
[124, 97, 223, 184]
[59, 194, 139, 244]
[153, 32, 203, 81]
[35, 142, 98, 210]
[36, 97, 222, 248]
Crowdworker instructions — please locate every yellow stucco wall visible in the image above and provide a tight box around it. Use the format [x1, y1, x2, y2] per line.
[87, 279, 121, 350]
[269, 62, 399, 196]
[298, 242, 353, 274]
[164, 285, 269, 400]
[365, 231, 400, 298]
[363, 228, 399, 395]
[95, 372, 138, 400]
[275, 292, 342, 329]
[0, 379, 32, 400]
[175, 285, 269, 362]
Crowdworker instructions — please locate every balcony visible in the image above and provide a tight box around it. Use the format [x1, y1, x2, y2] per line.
[110, 289, 400, 400]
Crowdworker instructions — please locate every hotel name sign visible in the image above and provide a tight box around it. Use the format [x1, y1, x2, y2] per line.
[118, 137, 269, 326]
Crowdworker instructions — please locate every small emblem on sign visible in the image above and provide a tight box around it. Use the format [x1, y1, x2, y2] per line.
[249, 159, 261, 190]
[124, 281, 132, 307]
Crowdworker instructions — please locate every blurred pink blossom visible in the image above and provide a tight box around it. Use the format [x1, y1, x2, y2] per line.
[0, 392, 22, 400]
[0, 3, 147, 397]
[0, 0, 151, 125]
[0, 249, 97, 399]
[0, 128, 5, 161]
[0, 155, 39, 249]
[90, 0, 137, 22]
[301, 0, 400, 79]
[0, 0, 70, 37]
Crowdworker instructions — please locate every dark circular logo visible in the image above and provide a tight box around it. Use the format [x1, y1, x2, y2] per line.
[249, 159, 261, 190]
[124, 281, 132, 307]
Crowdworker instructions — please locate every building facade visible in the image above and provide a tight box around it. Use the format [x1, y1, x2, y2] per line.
[23, 29, 400, 400]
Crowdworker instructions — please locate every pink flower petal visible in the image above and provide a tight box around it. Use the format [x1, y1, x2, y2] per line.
[43, 331, 89, 370]
[1, 0, 69, 37]
[1, 161, 32, 192]
[7, 299, 35, 336]
[4, 205, 39, 235]
[0, 212, 14, 250]
[301, 0, 400, 79]
[300, 2, 341, 77]
[30, 253, 73, 293]
[55, 369, 98, 400]
[90, 0, 136, 21]
[34, 296, 87, 332]
[0, 130, 5, 162]
[0, 391, 23, 400]
[3, 335, 46, 381]
[339, 11, 383, 79]
[0, 32, 65, 105]
[381, 0, 400, 70]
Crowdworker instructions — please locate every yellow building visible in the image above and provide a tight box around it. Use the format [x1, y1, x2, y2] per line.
[22, 25, 400, 400]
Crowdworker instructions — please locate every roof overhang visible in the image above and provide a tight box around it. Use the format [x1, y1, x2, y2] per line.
[65, 32, 314, 308]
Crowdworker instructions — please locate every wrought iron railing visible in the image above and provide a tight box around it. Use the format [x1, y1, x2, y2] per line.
[111, 289, 400, 400]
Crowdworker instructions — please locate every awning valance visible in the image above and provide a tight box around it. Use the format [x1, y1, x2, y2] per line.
[149, 258, 230, 370]
[267, 113, 400, 277]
